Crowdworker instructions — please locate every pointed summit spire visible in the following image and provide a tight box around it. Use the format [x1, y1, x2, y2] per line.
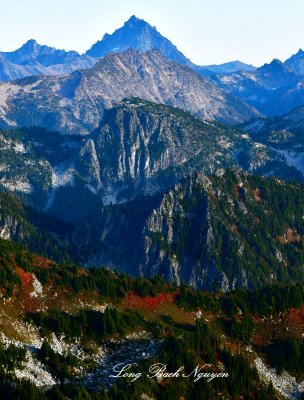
[10, 39, 41, 58]
[86, 15, 192, 66]
[21, 39, 39, 50]
[126, 15, 141, 23]
[124, 15, 150, 28]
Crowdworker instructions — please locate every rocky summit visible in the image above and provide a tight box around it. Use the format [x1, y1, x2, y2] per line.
[0, 49, 259, 134]
[86, 15, 194, 67]
[285, 48, 304, 75]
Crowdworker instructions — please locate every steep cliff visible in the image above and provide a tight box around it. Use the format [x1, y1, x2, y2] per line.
[72, 170, 304, 291]
[0, 100, 300, 222]
[0, 100, 254, 220]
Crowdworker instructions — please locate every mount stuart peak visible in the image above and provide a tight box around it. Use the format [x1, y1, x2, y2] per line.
[86, 15, 193, 66]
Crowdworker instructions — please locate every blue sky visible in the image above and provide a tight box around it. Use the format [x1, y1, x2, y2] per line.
[1, 0, 303, 66]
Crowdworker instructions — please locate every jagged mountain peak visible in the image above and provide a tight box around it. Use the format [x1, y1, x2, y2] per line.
[254, 58, 297, 89]
[19, 39, 40, 50]
[127, 14, 140, 21]
[122, 15, 158, 33]
[10, 39, 81, 58]
[5, 39, 48, 62]
[124, 15, 152, 27]
[8, 39, 54, 57]
[271, 58, 283, 64]
[285, 48, 304, 75]
[86, 15, 193, 66]
[259, 58, 287, 71]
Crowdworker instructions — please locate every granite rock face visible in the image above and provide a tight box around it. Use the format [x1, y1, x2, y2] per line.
[71, 169, 304, 290]
[0, 49, 259, 135]
[0, 99, 300, 222]
[0, 99, 252, 220]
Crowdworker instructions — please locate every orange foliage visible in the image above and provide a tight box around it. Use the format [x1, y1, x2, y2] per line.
[16, 266, 33, 289]
[278, 227, 301, 244]
[33, 256, 53, 269]
[16, 267, 42, 313]
[125, 291, 176, 311]
[285, 306, 304, 325]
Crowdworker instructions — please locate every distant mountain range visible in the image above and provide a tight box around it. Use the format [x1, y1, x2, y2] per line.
[0, 16, 258, 82]
[243, 105, 304, 135]
[0, 14, 304, 285]
[0, 39, 96, 80]
[0, 48, 259, 134]
[0, 15, 304, 213]
[1, 15, 303, 120]
[210, 58, 304, 115]
[0, 15, 302, 121]
[199, 60, 256, 75]
[241, 106, 304, 176]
